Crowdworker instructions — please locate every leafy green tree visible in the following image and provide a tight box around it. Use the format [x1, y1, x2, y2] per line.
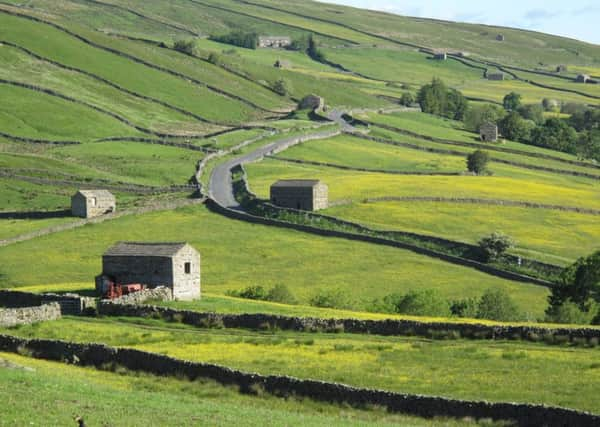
[498, 111, 532, 142]
[400, 92, 415, 106]
[287, 37, 308, 51]
[478, 232, 515, 262]
[417, 78, 468, 120]
[384, 290, 451, 317]
[466, 149, 490, 175]
[517, 104, 545, 125]
[530, 118, 578, 153]
[547, 251, 600, 313]
[542, 98, 559, 112]
[545, 300, 597, 325]
[207, 52, 222, 65]
[173, 39, 196, 55]
[464, 104, 505, 132]
[272, 78, 291, 96]
[266, 284, 297, 304]
[450, 298, 479, 318]
[310, 289, 348, 308]
[210, 31, 258, 49]
[307, 34, 326, 62]
[477, 288, 521, 321]
[577, 130, 600, 162]
[503, 92, 522, 111]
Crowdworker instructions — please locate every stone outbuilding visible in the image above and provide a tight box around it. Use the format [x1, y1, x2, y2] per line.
[71, 189, 116, 218]
[556, 65, 567, 73]
[576, 74, 590, 83]
[274, 59, 292, 69]
[496, 34, 505, 41]
[486, 72, 505, 81]
[298, 94, 325, 111]
[258, 36, 291, 48]
[270, 180, 328, 211]
[96, 242, 201, 300]
[480, 122, 499, 142]
[433, 52, 447, 60]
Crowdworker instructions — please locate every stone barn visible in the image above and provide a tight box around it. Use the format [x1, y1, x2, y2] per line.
[486, 72, 505, 81]
[71, 189, 115, 218]
[480, 122, 499, 142]
[298, 94, 325, 111]
[576, 74, 590, 83]
[96, 242, 201, 300]
[433, 52, 447, 60]
[270, 180, 328, 211]
[258, 36, 291, 48]
[496, 34, 505, 41]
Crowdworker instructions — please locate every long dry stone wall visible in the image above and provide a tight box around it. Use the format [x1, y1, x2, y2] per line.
[97, 302, 600, 345]
[0, 290, 95, 315]
[0, 303, 61, 327]
[0, 334, 597, 426]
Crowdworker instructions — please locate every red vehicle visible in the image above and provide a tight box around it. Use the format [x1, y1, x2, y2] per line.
[98, 276, 145, 300]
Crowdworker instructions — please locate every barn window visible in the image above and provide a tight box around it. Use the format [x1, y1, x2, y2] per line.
[90, 197, 97, 207]
[184, 262, 191, 274]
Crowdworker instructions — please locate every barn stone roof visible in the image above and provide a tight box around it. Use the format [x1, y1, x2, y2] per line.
[75, 189, 115, 199]
[271, 179, 322, 188]
[104, 242, 189, 257]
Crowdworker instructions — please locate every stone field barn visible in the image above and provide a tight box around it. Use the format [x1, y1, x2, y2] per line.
[480, 122, 499, 142]
[270, 179, 329, 211]
[71, 189, 115, 218]
[96, 242, 201, 300]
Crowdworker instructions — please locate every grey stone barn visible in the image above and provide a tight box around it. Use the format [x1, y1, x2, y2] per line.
[96, 242, 201, 300]
[576, 74, 590, 83]
[480, 122, 499, 142]
[433, 52, 447, 60]
[270, 180, 328, 211]
[486, 72, 505, 81]
[259, 36, 291, 48]
[71, 189, 116, 218]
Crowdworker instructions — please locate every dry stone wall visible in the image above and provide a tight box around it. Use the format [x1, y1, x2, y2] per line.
[0, 334, 597, 427]
[0, 303, 61, 327]
[0, 290, 95, 315]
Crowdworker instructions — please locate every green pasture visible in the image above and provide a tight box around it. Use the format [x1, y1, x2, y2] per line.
[0, 204, 548, 316]
[0, 217, 77, 241]
[0, 352, 455, 427]
[327, 201, 600, 265]
[5, 317, 600, 413]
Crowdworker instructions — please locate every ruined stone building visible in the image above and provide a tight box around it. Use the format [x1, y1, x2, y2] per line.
[270, 180, 328, 211]
[96, 242, 201, 300]
[486, 72, 505, 81]
[576, 74, 590, 83]
[71, 189, 115, 218]
[258, 36, 291, 48]
[480, 122, 499, 142]
[298, 94, 325, 111]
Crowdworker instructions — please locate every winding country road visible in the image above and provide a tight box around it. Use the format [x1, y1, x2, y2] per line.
[209, 128, 341, 209]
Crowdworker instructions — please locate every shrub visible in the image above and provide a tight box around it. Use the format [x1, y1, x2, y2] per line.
[207, 52, 222, 65]
[173, 39, 196, 56]
[400, 92, 415, 106]
[450, 298, 479, 318]
[272, 78, 291, 96]
[236, 285, 268, 300]
[545, 300, 596, 325]
[384, 289, 451, 317]
[309, 289, 348, 309]
[478, 232, 514, 262]
[477, 288, 522, 321]
[210, 31, 258, 49]
[265, 284, 297, 305]
[466, 149, 490, 175]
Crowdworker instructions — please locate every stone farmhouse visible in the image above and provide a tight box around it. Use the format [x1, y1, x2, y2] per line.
[96, 242, 201, 300]
[480, 122, 499, 142]
[71, 189, 115, 218]
[576, 74, 590, 83]
[299, 94, 325, 111]
[259, 36, 291, 48]
[270, 180, 328, 211]
[486, 72, 505, 81]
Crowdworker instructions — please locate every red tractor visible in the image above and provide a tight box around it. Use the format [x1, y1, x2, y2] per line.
[97, 276, 145, 300]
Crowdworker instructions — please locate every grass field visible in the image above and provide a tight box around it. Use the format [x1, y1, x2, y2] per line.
[0, 352, 469, 427]
[0, 204, 549, 317]
[4, 317, 600, 413]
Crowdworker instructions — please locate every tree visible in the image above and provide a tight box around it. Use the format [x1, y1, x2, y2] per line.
[477, 288, 521, 321]
[498, 111, 532, 142]
[542, 98, 559, 112]
[400, 92, 415, 106]
[577, 130, 600, 162]
[450, 298, 479, 318]
[545, 300, 597, 325]
[466, 150, 490, 175]
[272, 78, 291, 96]
[530, 118, 578, 154]
[417, 78, 468, 120]
[384, 289, 451, 317]
[517, 104, 545, 125]
[307, 34, 326, 62]
[478, 232, 514, 262]
[210, 31, 258, 49]
[464, 104, 505, 132]
[503, 92, 522, 111]
[207, 52, 222, 65]
[547, 251, 600, 312]
[287, 37, 308, 51]
[173, 39, 196, 56]
[266, 284, 297, 304]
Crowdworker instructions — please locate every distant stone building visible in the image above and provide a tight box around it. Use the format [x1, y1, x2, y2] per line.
[258, 36, 291, 48]
[556, 65, 567, 73]
[480, 122, 499, 142]
[71, 190, 115, 218]
[496, 34, 505, 41]
[274, 59, 291, 69]
[298, 94, 325, 111]
[96, 242, 201, 300]
[576, 74, 590, 83]
[433, 52, 447, 60]
[270, 180, 328, 211]
[486, 72, 505, 81]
